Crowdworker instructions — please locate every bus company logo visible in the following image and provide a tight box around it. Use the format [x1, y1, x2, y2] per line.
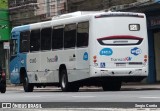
[30, 58, 36, 63]
[20, 59, 25, 65]
[47, 55, 58, 63]
[100, 48, 113, 56]
[111, 57, 132, 62]
[83, 52, 88, 61]
[131, 47, 142, 56]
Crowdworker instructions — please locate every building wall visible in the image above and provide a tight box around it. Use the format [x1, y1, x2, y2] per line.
[146, 9, 160, 83]
[9, 0, 140, 26]
[9, 0, 39, 26]
[68, 0, 137, 12]
[9, 0, 67, 26]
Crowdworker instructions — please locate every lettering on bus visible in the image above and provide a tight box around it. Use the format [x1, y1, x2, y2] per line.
[47, 55, 58, 63]
[30, 58, 37, 63]
[83, 52, 88, 61]
[131, 47, 142, 56]
[100, 48, 113, 56]
[111, 57, 132, 62]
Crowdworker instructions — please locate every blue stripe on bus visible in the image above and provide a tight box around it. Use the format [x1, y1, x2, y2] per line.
[10, 54, 27, 84]
[12, 25, 30, 32]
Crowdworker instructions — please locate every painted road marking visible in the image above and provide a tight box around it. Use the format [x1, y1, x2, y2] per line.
[140, 97, 160, 99]
[72, 96, 95, 98]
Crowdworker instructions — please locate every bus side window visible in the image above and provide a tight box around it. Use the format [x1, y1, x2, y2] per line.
[41, 27, 52, 50]
[30, 29, 40, 52]
[52, 26, 64, 50]
[10, 39, 18, 55]
[77, 21, 89, 48]
[20, 31, 30, 53]
[64, 24, 76, 49]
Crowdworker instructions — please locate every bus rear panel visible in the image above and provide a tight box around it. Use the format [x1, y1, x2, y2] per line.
[90, 12, 148, 82]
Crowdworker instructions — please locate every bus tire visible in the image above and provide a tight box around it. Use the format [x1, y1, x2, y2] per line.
[23, 77, 34, 92]
[102, 81, 121, 91]
[60, 69, 69, 92]
[60, 69, 79, 92]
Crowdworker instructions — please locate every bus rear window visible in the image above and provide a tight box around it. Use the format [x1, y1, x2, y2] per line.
[95, 13, 144, 18]
[97, 35, 143, 46]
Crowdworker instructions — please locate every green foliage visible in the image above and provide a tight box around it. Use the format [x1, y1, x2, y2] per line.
[0, 0, 8, 9]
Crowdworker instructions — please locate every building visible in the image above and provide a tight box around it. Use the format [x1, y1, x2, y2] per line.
[0, 0, 11, 79]
[67, 0, 137, 12]
[9, 0, 67, 27]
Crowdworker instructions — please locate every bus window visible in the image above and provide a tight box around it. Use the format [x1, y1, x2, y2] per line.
[10, 39, 18, 55]
[30, 29, 40, 52]
[77, 21, 89, 47]
[20, 31, 30, 53]
[41, 27, 52, 50]
[64, 24, 76, 48]
[52, 25, 64, 50]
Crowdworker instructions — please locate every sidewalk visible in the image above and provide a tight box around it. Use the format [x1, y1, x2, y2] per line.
[122, 83, 160, 90]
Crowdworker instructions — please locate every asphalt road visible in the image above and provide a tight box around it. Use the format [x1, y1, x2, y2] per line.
[1, 85, 160, 110]
[1, 85, 160, 102]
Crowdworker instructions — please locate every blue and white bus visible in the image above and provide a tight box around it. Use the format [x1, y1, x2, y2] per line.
[10, 11, 148, 92]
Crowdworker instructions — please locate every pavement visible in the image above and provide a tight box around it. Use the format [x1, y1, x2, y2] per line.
[4, 83, 160, 111]
[6, 83, 160, 91]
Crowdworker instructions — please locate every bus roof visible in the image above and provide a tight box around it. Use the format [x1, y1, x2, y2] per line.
[11, 11, 145, 32]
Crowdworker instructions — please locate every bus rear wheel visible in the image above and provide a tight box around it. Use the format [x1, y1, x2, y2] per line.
[60, 69, 79, 92]
[102, 81, 121, 91]
[23, 77, 34, 92]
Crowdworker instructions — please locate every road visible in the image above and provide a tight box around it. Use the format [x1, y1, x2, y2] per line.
[1, 85, 160, 102]
[1, 84, 160, 110]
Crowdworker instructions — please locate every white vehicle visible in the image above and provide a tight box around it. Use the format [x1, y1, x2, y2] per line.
[10, 11, 148, 92]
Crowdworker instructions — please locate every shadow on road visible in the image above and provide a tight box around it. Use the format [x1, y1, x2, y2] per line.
[7, 84, 160, 92]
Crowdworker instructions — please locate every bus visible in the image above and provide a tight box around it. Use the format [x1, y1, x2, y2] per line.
[9, 11, 148, 92]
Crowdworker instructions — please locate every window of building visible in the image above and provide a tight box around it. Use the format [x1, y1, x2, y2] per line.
[64, 24, 76, 48]
[52, 25, 64, 49]
[41, 27, 52, 50]
[20, 31, 30, 52]
[30, 29, 40, 52]
[77, 21, 89, 48]
[57, 0, 61, 4]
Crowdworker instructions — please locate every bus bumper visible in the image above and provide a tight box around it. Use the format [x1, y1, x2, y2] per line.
[90, 66, 148, 77]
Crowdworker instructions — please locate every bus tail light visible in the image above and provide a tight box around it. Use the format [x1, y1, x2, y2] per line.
[144, 59, 147, 62]
[94, 60, 97, 63]
[144, 55, 148, 62]
[93, 55, 97, 63]
[93, 56, 97, 59]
